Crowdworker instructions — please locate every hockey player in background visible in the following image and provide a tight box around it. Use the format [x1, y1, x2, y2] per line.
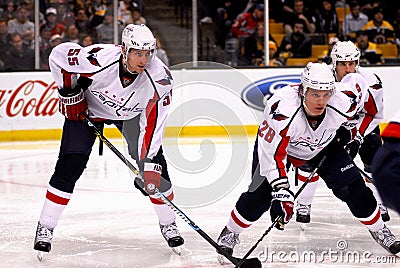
[295, 41, 390, 224]
[33, 24, 184, 256]
[216, 62, 400, 262]
[372, 110, 400, 215]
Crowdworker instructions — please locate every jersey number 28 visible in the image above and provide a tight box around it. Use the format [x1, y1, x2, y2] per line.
[258, 120, 276, 143]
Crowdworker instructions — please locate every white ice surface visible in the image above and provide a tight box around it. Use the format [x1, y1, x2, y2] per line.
[0, 138, 399, 267]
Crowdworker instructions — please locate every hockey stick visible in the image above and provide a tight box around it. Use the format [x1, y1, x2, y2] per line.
[352, 159, 375, 183]
[235, 156, 327, 268]
[82, 116, 261, 268]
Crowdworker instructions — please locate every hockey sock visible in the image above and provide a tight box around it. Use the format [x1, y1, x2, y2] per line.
[296, 169, 320, 205]
[358, 206, 384, 232]
[39, 185, 72, 229]
[227, 207, 253, 234]
[150, 188, 176, 225]
[153, 203, 176, 226]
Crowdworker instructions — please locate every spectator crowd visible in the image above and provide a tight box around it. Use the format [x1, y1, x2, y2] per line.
[0, 0, 152, 71]
[0, 0, 400, 69]
[204, 0, 400, 66]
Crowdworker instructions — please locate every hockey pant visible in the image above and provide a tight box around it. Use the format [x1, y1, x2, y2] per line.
[39, 117, 175, 229]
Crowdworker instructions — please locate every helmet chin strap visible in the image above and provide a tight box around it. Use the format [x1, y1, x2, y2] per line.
[123, 59, 138, 75]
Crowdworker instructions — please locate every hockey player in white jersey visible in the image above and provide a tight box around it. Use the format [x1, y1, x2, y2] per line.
[216, 62, 400, 261]
[34, 24, 184, 257]
[295, 41, 390, 224]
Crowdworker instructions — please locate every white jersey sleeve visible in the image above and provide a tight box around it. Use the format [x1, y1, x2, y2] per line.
[356, 67, 384, 135]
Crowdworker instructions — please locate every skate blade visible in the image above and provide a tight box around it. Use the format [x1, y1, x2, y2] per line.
[172, 246, 181, 255]
[37, 251, 44, 261]
[300, 223, 307, 231]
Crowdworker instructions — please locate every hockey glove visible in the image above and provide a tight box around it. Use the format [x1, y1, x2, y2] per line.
[270, 187, 294, 230]
[58, 76, 92, 120]
[142, 162, 162, 195]
[345, 132, 363, 159]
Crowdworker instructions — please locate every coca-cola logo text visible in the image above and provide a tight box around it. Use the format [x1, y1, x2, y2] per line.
[0, 80, 59, 118]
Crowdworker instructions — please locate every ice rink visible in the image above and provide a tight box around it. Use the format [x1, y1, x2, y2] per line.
[1, 136, 399, 268]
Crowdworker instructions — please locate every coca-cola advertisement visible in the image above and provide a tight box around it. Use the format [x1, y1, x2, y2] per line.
[0, 72, 64, 131]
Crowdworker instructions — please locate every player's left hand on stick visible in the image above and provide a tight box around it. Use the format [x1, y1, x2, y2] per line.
[270, 178, 294, 230]
[345, 132, 363, 159]
[142, 162, 162, 195]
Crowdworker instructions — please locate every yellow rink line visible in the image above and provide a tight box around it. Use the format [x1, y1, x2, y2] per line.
[0, 123, 388, 142]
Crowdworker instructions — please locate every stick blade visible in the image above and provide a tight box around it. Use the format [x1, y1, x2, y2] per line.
[232, 256, 262, 268]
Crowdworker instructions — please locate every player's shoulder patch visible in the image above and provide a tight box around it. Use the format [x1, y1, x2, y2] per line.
[49, 43, 120, 74]
[145, 58, 174, 98]
[267, 86, 299, 121]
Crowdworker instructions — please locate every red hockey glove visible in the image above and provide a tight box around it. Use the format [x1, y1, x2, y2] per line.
[143, 162, 162, 195]
[270, 188, 294, 230]
[58, 76, 92, 121]
[58, 89, 87, 120]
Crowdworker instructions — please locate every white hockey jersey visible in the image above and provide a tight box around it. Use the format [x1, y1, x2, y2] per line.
[258, 73, 365, 183]
[49, 42, 173, 160]
[330, 65, 384, 136]
[355, 67, 384, 136]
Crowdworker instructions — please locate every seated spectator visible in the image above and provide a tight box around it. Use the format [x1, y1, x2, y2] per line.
[39, 24, 52, 70]
[342, 1, 369, 36]
[87, 0, 107, 28]
[44, 7, 64, 37]
[0, 19, 11, 61]
[75, 7, 97, 40]
[118, 0, 135, 25]
[242, 21, 265, 66]
[318, 36, 338, 64]
[231, 3, 264, 38]
[125, 6, 146, 25]
[3, 32, 34, 71]
[155, 37, 169, 66]
[7, 5, 34, 46]
[282, 0, 316, 34]
[279, 19, 312, 61]
[2, 0, 16, 22]
[355, 30, 383, 64]
[80, 34, 94, 47]
[266, 40, 284, 66]
[315, 0, 339, 34]
[50, 34, 62, 47]
[214, 1, 234, 48]
[62, 24, 80, 43]
[56, 2, 75, 26]
[362, 6, 395, 44]
[96, 10, 122, 44]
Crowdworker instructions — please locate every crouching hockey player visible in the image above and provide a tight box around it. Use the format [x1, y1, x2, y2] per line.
[216, 62, 400, 263]
[34, 24, 184, 259]
[295, 41, 390, 224]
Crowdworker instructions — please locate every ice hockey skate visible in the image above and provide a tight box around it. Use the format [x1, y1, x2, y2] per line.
[34, 222, 53, 261]
[378, 203, 390, 222]
[216, 226, 240, 265]
[369, 225, 400, 256]
[160, 221, 184, 255]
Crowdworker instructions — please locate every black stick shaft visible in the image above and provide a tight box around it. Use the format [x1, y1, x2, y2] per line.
[235, 156, 327, 267]
[82, 116, 244, 266]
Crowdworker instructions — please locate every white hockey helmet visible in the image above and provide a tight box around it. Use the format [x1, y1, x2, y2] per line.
[300, 62, 335, 94]
[121, 24, 156, 63]
[331, 41, 360, 69]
